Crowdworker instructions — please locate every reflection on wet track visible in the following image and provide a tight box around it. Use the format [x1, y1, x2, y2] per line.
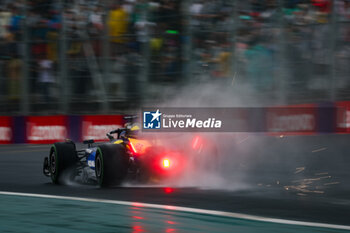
[0, 194, 349, 233]
[0, 194, 232, 233]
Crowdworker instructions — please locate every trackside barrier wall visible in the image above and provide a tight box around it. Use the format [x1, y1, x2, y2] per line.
[265, 104, 318, 135]
[0, 115, 124, 144]
[0, 116, 12, 144]
[81, 115, 124, 142]
[0, 102, 348, 144]
[335, 101, 350, 133]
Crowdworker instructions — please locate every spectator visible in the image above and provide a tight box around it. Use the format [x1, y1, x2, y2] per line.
[9, 6, 22, 37]
[1, 32, 18, 60]
[89, 5, 104, 56]
[108, 1, 129, 56]
[212, 43, 231, 80]
[0, 5, 11, 40]
[69, 52, 90, 97]
[125, 42, 140, 102]
[244, 39, 273, 91]
[38, 55, 54, 103]
[7, 53, 21, 101]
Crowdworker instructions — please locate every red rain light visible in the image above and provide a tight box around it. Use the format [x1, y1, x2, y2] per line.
[163, 159, 170, 168]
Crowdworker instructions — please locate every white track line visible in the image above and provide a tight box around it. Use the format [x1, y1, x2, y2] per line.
[0, 191, 349, 231]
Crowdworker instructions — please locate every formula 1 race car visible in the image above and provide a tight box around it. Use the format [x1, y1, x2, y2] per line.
[43, 120, 218, 187]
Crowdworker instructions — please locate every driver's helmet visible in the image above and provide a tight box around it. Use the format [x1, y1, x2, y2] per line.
[119, 130, 127, 139]
[125, 123, 140, 137]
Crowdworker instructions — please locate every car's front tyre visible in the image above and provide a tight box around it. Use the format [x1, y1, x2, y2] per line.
[49, 141, 77, 184]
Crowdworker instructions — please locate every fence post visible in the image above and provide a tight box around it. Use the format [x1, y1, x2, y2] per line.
[20, 1, 30, 115]
[102, 0, 111, 104]
[277, 0, 288, 104]
[59, 0, 68, 113]
[182, 0, 192, 83]
[329, 0, 337, 101]
[230, 0, 238, 82]
[138, 3, 150, 102]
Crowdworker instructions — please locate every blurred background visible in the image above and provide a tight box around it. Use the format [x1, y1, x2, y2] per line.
[0, 0, 349, 115]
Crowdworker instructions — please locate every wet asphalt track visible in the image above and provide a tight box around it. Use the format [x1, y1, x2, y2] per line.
[0, 135, 350, 231]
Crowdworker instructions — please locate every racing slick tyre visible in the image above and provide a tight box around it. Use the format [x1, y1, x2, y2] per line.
[95, 144, 129, 187]
[49, 141, 77, 184]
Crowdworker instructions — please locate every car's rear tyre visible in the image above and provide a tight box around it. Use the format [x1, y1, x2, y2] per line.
[95, 144, 129, 187]
[50, 141, 77, 184]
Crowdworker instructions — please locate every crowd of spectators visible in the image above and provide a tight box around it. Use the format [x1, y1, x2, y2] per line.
[0, 0, 349, 112]
[189, 0, 350, 96]
[0, 0, 182, 106]
[0, 0, 59, 105]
